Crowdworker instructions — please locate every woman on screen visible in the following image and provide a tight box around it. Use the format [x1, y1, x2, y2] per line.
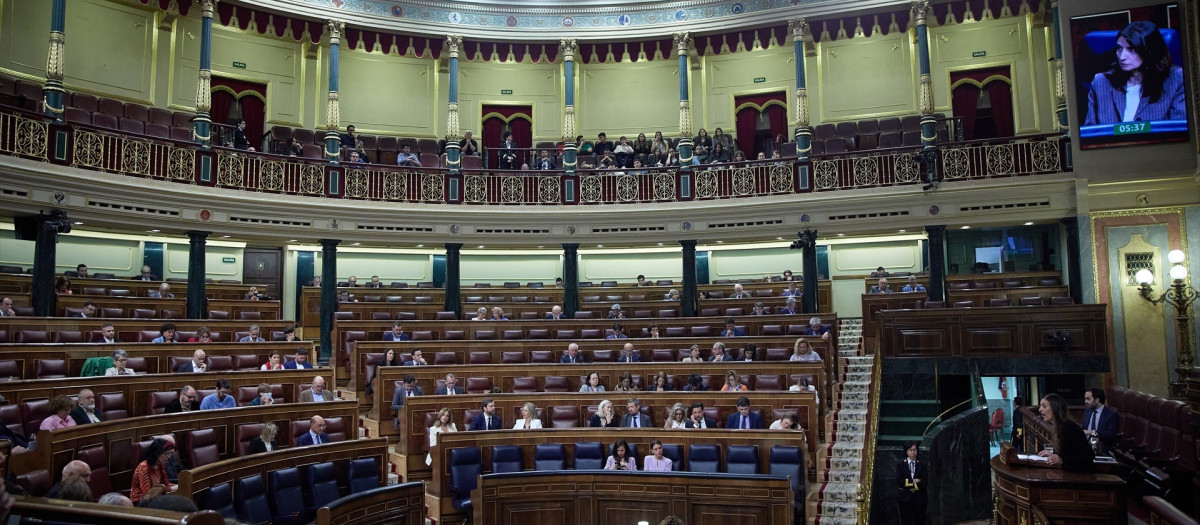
[1085, 21, 1186, 126]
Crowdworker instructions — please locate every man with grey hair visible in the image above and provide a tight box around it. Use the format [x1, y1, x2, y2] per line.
[708, 342, 728, 362]
[804, 316, 832, 341]
[778, 296, 799, 315]
[104, 349, 135, 376]
[98, 492, 133, 507]
[148, 282, 174, 298]
[299, 376, 329, 402]
[69, 388, 102, 425]
[239, 325, 265, 342]
[560, 343, 585, 364]
[731, 283, 749, 299]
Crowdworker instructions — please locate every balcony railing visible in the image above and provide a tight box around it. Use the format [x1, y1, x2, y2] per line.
[0, 107, 1070, 206]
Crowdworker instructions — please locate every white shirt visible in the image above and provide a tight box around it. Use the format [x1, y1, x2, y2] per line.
[82, 407, 100, 423]
[104, 367, 133, 376]
[427, 423, 457, 466]
[666, 419, 688, 429]
[1123, 84, 1142, 122]
[513, 419, 543, 430]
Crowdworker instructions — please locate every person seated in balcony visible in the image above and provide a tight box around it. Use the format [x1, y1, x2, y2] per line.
[733, 151, 747, 163]
[741, 344, 757, 362]
[662, 148, 680, 168]
[0, 297, 14, 317]
[629, 158, 649, 175]
[459, 130, 479, 156]
[148, 282, 174, 298]
[721, 370, 748, 392]
[232, 119, 255, 152]
[397, 144, 422, 167]
[869, 278, 893, 294]
[580, 372, 606, 393]
[633, 132, 653, 159]
[593, 132, 614, 159]
[651, 131, 669, 161]
[870, 266, 889, 278]
[135, 265, 157, 281]
[248, 383, 275, 406]
[560, 343, 586, 364]
[73, 301, 97, 318]
[902, 276, 926, 293]
[199, 379, 235, 409]
[284, 348, 313, 369]
[55, 277, 73, 295]
[647, 324, 661, 339]
[404, 349, 428, 366]
[69, 389, 102, 425]
[666, 288, 681, 301]
[337, 290, 356, 303]
[750, 302, 769, 316]
[163, 386, 197, 413]
[613, 372, 638, 393]
[589, 399, 620, 427]
[352, 139, 372, 163]
[176, 349, 207, 373]
[383, 320, 410, 341]
[708, 342, 729, 362]
[298, 375, 330, 402]
[152, 323, 178, 343]
[239, 324, 265, 342]
[533, 149, 557, 170]
[713, 127, 731, 151]
[348, 151, 365, 164]
[575, 135, 594, 157]
[546, 305, 567, 320]
[513, 402, 543, 430]
[778, 296, 799, 315]
[283, 137, 302, 157]
[726, 396, 764, 429]
[261, 351, 284, 370]
[339, 125, 357, 149]
[709, 142, 730, 164]
[693, 128, 712, 163]
[497, 131, 518, 170]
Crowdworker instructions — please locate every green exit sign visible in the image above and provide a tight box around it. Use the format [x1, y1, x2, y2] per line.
[232, 61, 247, 69]
[500, 89, 513, 95]
[222, 257, 236, 263]
[971, 51, 986, 58]
[753, 77, 766, 83]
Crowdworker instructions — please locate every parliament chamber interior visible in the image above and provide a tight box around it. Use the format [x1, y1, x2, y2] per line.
[0, 0, 1197, 523]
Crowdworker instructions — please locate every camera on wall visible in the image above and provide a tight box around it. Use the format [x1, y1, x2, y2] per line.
[14, 210, 71, 240]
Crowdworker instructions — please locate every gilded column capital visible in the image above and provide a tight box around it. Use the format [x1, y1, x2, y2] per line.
[673, 32, 692, 57]
[326, 20, 344, 45]
[679, 99, 692, 137]
[197, 0, 218, 18]
[796, 88, 809, 127]
[911, 0, 931, 26]
[788, 17, 809, 42]
[559, 38, 577, 63]
[446, 35, 463, 59]
[196, 69, 212, 113]
[45, 31, 65, 81]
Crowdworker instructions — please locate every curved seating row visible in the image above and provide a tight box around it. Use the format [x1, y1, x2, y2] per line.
[8, 494, 224, 524]
[315, 481, 425, 525]
[0, 318, 297, 345]
[0, 342, 315, 380]
[0, 274, 265, 300]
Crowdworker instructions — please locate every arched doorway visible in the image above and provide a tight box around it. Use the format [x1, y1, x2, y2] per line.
[950, 67, 1014, 140]
[211, 77, 267, 149]
[733, 92, 788, 158]
[481, 104, 532, 169]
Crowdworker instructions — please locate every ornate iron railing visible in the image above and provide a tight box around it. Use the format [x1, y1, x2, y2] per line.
[0, 107, 1071, 206]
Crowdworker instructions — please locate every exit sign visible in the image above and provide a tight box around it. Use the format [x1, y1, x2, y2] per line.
[500, 89, 513, 95]
[753, 77, 766, 83]
[222, 257, 236, 263]
[232, 61, 247, 69]
[971, 51, 986, 58]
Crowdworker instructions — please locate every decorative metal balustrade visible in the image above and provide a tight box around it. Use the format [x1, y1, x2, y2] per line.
[0, 107, 1071, 205]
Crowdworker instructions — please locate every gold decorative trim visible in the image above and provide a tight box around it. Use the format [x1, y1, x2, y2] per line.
[1087, 206, 1190, 318]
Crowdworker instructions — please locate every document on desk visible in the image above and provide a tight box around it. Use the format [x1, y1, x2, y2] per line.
[1017, 454, 1048, 463]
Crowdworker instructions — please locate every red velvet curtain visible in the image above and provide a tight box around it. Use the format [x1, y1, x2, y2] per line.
[210, 91, 235, 127]
[766, 105, 787, 155]
[211, 77, 267, 148]
[482, 105, 532, 168]
[735, 109, 757, 157]
[986, 81, 1014, 138]
[239, 95, 266, 148]
[951, 83, 981, 141]
[733, 92, 786, 157]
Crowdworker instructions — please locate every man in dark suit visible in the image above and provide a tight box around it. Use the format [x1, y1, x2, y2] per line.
[163, 386, 197, 414]
[545, 305, 567, 320]
[68, 389, 103, 425]
[684, 402, 716, 429]
[896, 441, 927, 525]
[724, 396, 764, 429]
[73, 301, 97, 318]
[133, 265, 157, 281]
[468, 398, 502, 431]
[93, 323, 121, 343]
[560, 343, 586, 364]
[0, 297, 15, 317]
[296, 415, 331, 446]
[391, 374, 423, 427]
[618, 343, 640, 363]
[435, 373, 464, 395]
[621, 398, 652, 428]
[382, 321, 410, 342]
[283, 349, 313, 369]
[402, 349, 428, 366]
[720, 317, 746, 337]
[1082, 388, 1120, 453]
[175, 349, 208, 373]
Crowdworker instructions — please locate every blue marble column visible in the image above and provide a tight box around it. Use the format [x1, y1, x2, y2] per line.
[674, 33, 694, 170]
[680, 240, 698, 317]
[913, 1, 937, 150]
[319, 239, 339, 364]
[323, 20, 345, 164]
[191, 0, 217, 147]
[789, 18, 811, 162]
[800, 230, 819, 314]
[444, 243, 462, 319]
[560, 39, 578, 175]
[562, 244, 579, 318]
[41, 0, 67, 120]
[444, 35, 463, 174]
[186, 231, 210, 319]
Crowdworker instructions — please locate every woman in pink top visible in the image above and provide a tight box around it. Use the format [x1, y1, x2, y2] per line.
[604, 439, 637, 471]
[643, 440, 673, 472]
[40, 395, 77, 431]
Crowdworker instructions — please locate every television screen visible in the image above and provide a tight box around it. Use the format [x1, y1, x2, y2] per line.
[1070, 3, 1190, 149]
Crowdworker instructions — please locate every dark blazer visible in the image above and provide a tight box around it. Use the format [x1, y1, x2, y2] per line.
[68, 406, 103, 426]
[391, 385, 424, 411]
[721, 327, 746, 337]
[896, 457, 928, 503]
[435, 386, 465, 395]
[296, 431, 331, 447]
[545, 313, 568, 320]
[724, 412, 764, 430]
[246, 437, 276, 455]
[163, 399, 188, 414]
[588, 414, 621, 428]
[617, 353, 641, 363]
[1082, 406, 1120, 449]
[1057, 420, 1096, 472]
[621, 413, 652, 428]
[283, 360, 313, 369]
[92, 336, 122, 343]
[0, 423, 29, 449]
[382, 332, 410, 342]
[560, 354, 586, 364]
[1085, 67, 1187, 125]
[175, 361, 205, 373]
[685, 417, 717, 429]
[469, 412, 502, 431]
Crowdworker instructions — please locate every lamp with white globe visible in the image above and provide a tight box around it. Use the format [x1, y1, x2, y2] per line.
[1135, 249, 1197, 398]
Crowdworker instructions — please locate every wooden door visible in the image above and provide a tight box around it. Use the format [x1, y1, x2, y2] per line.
[242, 247, 282, 301]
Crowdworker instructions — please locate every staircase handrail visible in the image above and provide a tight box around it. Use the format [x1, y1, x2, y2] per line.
[855, 349, 883, 525]
[920, 364, 988, 438]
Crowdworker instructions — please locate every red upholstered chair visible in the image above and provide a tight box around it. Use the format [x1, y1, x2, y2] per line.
[530, 351, 553, 363]
[97, 97, 124, 116]
[651, 349, 676, 362]
[754, 375, 785, 391]
[325, 416, 348, 442]
[77, 444, 113, 497]
[573, 311, 595, 319]
[550, 406, 580, 428]
[665, 327, 686, 337]
[475, 330, 497, 340]
[512, 377, 537, 393]
[52, 331, 83, 343]
[529, 329, 550, 339]
[1049, 296, 1074, 305]
[147, 391, 177, 415]
[556, 330, 578, 339]
[208, 310, 230, 319]
[580, 329, 601, 339]
[953, 301, 974, 308]
[764, 348, 790, 361]
[239, 311, 262, 320]
[786, 325, 807, 335]
[436, 311, 457, 320]
[236, 423, 264, 456]
[183, 428, 221, 468]
[35, 359, 66, 379]
[397, 312, 418, 320]
[445, 330, 465, 340]
[413, 331, 434, 341]
[466, 377, 493, 394]
[0, 360, 19, 381]
[700, 308, 720, 317]
[987, 298, 1011, 307]
[16, 331, 49, 343]
[97, 392, 128, 420]
[591, 350, 616, 362]
[233, 355, 260, 370]
[689, 326, 711, 337]
[91, 113, 118, 129]
[289, 420, 310, 447]
[543, 376, 569, 392]
[502, 330, 524, 340]
[161, 309, 182, 319]
[131, 308, 157, 319]
[500, 352, 523, 364]
[20, 398, 51, 438]
[207, 355, 234, 371]
[434, 352, 457, 365]
[370, 312, 391, 321]
[762, 325, 784, 336]
[14, 469, 51, 497]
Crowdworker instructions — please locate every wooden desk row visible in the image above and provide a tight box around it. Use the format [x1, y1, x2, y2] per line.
[0, 341, 316, 381]
[876, 304, 1109, 360]
[389, 390, 818, 483]
[10, 495, 224, 524]
[9, 400, 358, 493]
[0, 318, 297, 344]
[991, 454, 1125, 525]
[177, 438, 389, 501]
[317, 482, 425, 525]
[55, 295, 281, 321]
[354, 338, 834, 412]
[431, 429, 806, 524]
[944, 285, 1070, 306]
[474, 471, 794, 525]
[0, 274, 268, 300]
